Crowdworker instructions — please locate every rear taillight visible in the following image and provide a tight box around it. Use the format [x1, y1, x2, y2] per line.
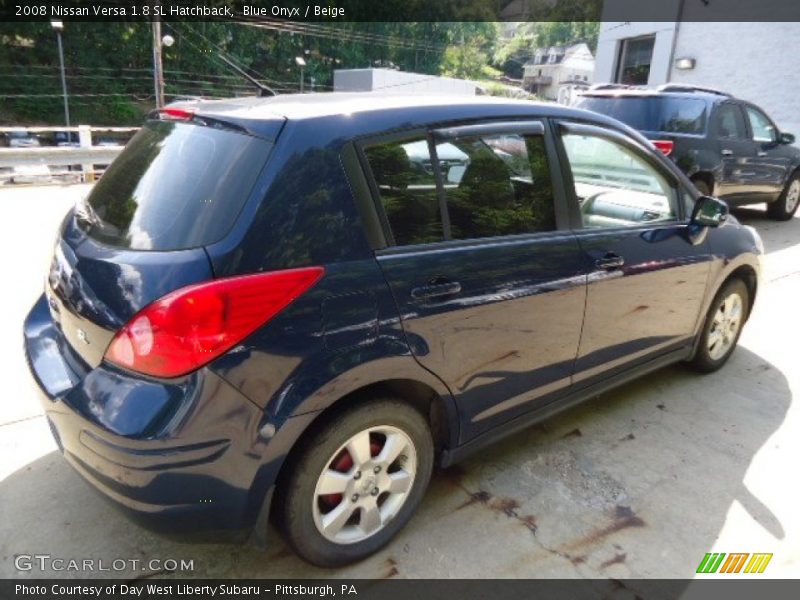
[653, 140, 674, 156]
[105, 267, 324, 378]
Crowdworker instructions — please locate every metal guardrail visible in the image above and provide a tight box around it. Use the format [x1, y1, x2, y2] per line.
[0, 146, 123, 168]
[0, 125, 138, 185]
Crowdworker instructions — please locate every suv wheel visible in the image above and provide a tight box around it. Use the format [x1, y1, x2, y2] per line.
[767, 173, 800, 221]
[275, 399, 434, 567]
[689, 278, 749, 372]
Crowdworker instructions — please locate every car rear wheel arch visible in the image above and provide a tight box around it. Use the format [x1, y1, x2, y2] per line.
[268, 378, 453, 521]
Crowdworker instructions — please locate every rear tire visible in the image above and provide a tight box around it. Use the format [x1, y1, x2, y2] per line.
[275, 399, 434, 567]
[766, 172, 800, 221]
[689, 278, 749, 373]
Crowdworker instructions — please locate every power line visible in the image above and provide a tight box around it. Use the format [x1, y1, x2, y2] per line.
[237, 20, 446, 53]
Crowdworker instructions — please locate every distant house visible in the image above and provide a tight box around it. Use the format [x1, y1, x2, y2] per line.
[522, 43, 595, 102]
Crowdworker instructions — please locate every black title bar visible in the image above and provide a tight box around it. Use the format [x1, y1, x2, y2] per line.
[3, 0, 800, 22]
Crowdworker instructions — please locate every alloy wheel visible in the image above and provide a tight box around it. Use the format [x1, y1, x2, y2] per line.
[312, 426, 417, 544]
[707, 292, 743, 360]
[785, 179, 800, 214]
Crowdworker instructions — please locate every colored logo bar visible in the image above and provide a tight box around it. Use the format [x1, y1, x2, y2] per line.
[696, 553, 773, 574]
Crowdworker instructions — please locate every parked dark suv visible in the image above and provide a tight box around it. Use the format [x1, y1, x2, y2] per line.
[577, 84, 800, 220]
[24, 94, 763, 566]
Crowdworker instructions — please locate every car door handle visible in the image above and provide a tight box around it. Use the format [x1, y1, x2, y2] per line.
[410, 281, 462, 300]
[757, 151, 767, 157]
[595, 253, 625, 270]
[721, 149, 734, 156]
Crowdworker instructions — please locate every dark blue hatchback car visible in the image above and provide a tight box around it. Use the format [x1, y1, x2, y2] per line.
[24, 94, 763, 566]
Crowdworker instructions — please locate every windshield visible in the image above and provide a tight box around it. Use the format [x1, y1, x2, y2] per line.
[80, 120, 272, 251]
[578, 96, 709, 135]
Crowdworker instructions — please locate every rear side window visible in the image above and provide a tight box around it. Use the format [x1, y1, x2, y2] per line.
[81, 121, 272, 250]
[578, 97, 708, 135]
[364, 130, 556, 246]
[436, 133, 555, 240]
[364, 137, 443, 246]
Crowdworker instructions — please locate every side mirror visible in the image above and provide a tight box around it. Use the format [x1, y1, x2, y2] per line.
[780, 132, 795, 145]
[691, 195, 729, 227]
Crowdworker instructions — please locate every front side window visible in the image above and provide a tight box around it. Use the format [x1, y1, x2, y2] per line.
[745, 106, 778, 143]
[716, 103, 747, 139]
[435, 133, 556, 240]
[562, 132, 678, 228]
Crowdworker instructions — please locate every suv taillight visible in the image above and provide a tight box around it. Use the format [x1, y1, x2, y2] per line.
[105, 267, 324, 378]
[653, 140, 674, 156]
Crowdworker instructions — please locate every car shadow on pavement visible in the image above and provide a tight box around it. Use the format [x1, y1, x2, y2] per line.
[0, 347, 790, 580]
[733, 207, 800, 255]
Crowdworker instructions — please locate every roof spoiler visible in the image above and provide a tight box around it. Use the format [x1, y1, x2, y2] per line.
[656, 83, 729, 96]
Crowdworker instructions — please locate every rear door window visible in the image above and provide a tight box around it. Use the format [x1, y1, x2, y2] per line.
[363, 128, 557, 246]
[363, 137, 444, 246]
[716, 103, 748, 140]
[435, 132, 556, 240]
[81, 120, 272, 250]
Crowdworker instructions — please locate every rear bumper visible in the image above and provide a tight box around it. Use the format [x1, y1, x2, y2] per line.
[23, 294, 309, 539]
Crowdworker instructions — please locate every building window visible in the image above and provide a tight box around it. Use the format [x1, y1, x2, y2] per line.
[616, 36, 656, 85]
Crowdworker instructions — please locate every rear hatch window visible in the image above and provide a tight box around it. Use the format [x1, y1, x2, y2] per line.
[578, 96, 708, 135]
[79, 120, 272, 251]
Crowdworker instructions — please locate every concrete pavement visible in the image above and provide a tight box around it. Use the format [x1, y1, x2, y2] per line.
[1, 184, 798, 579]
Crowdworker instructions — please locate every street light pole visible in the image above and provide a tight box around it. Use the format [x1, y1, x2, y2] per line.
[51, 21, 70, 128]
[295, 56, 306, 93]
[152, 18, 165, 108]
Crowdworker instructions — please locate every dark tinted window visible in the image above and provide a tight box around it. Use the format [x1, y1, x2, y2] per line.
[437, 133, 556, 239]
[617, 36, 655, 85]
[579, 96, 708, 134]
[716, 104, 747, 139]
[81, 121, 271, 250]
[364, 137, 443, 246]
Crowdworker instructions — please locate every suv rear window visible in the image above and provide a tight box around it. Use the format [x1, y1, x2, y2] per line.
[578, 96, 708, 135]
[80, 120, 272, 251]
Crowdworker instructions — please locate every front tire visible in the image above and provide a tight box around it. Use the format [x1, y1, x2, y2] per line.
[689, 278, 749, 373]
[275, 399, 434, 567]
[766, 172, 800, 221]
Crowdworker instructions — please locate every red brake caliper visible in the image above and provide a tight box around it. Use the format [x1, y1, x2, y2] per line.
[320, 439, 382, 508]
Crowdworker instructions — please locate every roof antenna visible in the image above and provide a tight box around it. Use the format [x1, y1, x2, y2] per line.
[217, 53, 277, 97]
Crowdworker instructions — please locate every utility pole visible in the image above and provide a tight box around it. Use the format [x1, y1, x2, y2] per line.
[152, 18, 165, 108]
